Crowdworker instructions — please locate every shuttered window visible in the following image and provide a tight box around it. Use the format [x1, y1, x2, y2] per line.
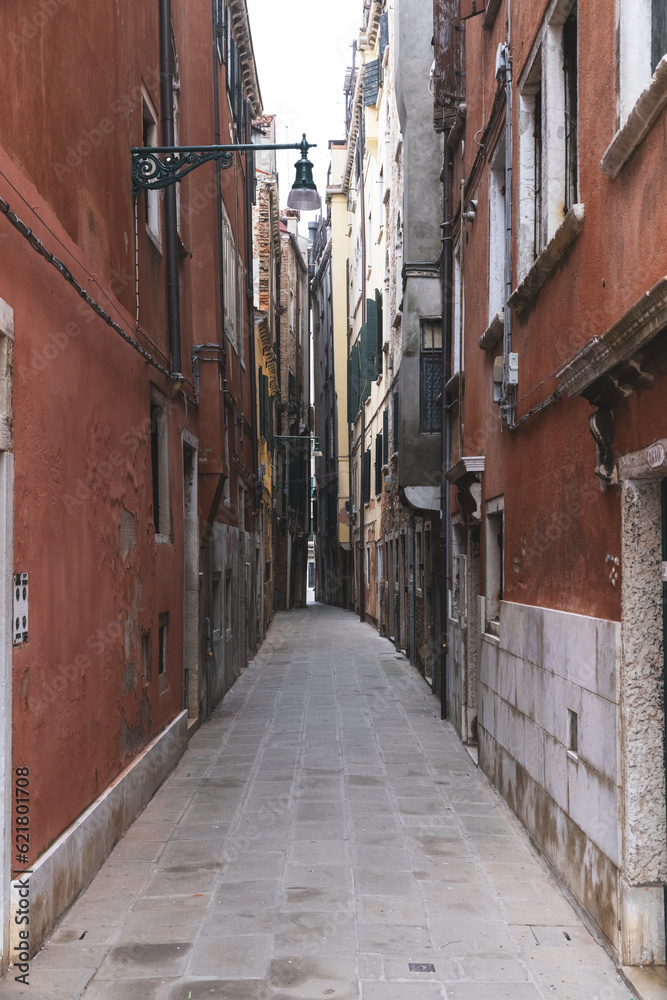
[383, 408, 389, 464]
[375, 289, 383, 376]
[360, 322, 373, 403]
[375, 433, 383, 495]
[347, 342, 360, 423]
[379, 12, 389, 58]
[363, 58, 381, 107]
[393, 391, 399, 453]
[362, 449, 371, 504]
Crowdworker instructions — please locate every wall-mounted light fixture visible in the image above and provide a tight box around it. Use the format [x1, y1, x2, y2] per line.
[131, 133, 320, 211]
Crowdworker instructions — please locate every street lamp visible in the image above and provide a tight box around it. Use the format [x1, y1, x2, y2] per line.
[286, 142, 321, 212]
[131, 132, 320, 211]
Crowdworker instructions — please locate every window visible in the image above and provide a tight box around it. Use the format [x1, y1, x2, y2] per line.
[212, 573, 222, 638]
[222, 204, 237, 348]
[365, 546, 371, 586]
[158, 613, 168, 693]
[618, 0, 667, 126]
[567, 708, 579, 756]
[453, 243, 464, 373]
[225, 569, 233, 640]
[533, 83, 544, 259]
[485, 497, 504, 633]
[141, 631, 152, 684]
[518, 3, 579, 278]
[375, 288, 384, 374]
[361, 449, 371, 505]
[375, 432, 383, 495]
[450, 519, 466, 620]
[488, 138, 506, 323]
[563, 9, 578, 212]
[150, 388, 169, 538]
[142, 97, 161, 248]
[215, 0, 226, 63]
[238, 253, 245, 363]
[415, 528, 424, 593]
[518, 53, 543, 274]
[392, 391, 399, 454]
[420, 319, 443, 433]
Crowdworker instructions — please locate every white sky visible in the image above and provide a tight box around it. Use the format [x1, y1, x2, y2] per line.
[245, 0, 363, 218]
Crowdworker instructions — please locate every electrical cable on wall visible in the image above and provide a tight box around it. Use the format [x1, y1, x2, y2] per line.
[0, 168, 172, 371]
[0, 191, 173, 378]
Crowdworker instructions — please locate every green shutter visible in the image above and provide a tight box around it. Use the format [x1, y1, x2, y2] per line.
[363, 58, 381, 107]
[366, 298, 378, 382]
[383, 408, 389, 465]
[375, 289, 383, 376]
[347, 342, 360, 423]
[360, 320, 376, 402]
[362, 449, 371, 504]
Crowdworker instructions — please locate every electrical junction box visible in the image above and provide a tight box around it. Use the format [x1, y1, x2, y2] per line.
[507, 352, 519, 385]
[13, 573, 28, 645]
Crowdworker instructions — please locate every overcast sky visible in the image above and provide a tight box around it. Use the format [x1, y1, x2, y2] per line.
[245, 0, 363, 219]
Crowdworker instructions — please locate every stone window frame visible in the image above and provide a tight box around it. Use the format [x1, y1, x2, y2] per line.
[517, 0, 580, 285]
[484, 495, 504, 635]
[141, 88, 162, 252]
[150, 385, 170, 543]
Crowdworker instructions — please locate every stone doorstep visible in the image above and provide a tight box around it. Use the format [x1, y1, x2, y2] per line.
[620, 964, 667, 1000]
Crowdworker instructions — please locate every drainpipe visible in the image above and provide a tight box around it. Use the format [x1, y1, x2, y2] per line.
[244, 102, 259, 511]
[359, 136, 367, 624]
[409, 514, 415, 665]
[211, 0, 227, 381]
[159, 0, 182, 376]
[440, 133, 453, 721]
[501, 8, 514, 426]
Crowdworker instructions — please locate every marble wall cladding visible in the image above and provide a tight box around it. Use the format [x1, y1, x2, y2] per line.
[479, 602, 622, 911]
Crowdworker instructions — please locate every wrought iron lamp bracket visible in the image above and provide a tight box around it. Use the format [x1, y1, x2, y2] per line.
[131, 134, 315, 195]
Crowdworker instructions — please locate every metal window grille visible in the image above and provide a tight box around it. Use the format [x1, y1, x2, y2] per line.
[420, 320, 443, 433]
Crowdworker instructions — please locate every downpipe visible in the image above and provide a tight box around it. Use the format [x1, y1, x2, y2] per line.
[440, 132, 453, 721]
[159, 0, 183, 377]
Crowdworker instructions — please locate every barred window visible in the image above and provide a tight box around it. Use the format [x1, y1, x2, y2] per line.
[420, 320, 442, 433]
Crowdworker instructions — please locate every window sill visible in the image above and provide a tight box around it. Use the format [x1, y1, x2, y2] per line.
[479, 311, 504, 352]
[484, 620, 500, 639]
[601, 55, 667, 180]
[146, 224, 162, 255]
[509, 204, 585, 315]
[155, 533, 172, 545]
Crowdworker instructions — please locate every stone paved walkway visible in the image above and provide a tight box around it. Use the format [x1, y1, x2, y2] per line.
[1, 606, 637, 999]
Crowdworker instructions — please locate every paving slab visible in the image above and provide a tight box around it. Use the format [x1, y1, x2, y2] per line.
[0, 606, 643, 1000]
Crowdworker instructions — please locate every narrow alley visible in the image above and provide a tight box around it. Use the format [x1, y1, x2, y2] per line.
[3, 607, 636, 1000]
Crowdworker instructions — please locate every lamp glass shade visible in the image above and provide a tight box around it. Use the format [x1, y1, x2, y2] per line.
[287, 186, 321, 211]
[288, 150, 321, 212]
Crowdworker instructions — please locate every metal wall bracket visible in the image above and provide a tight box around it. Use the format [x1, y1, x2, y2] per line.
[131, 135, 315, 194]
